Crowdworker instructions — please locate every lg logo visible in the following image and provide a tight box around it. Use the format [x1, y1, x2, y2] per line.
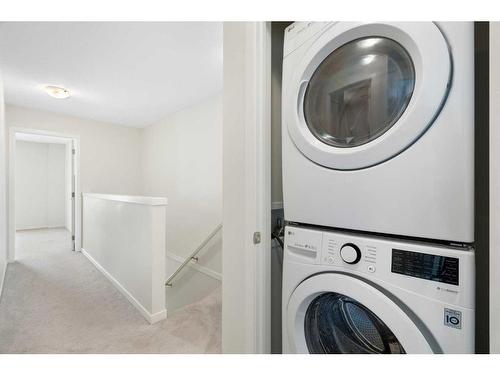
[444, 308, 462, 330]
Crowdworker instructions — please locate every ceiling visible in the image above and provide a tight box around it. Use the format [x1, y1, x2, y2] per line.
[0, 22, 222, 127]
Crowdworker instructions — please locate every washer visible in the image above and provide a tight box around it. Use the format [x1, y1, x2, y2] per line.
[282, 22, 474, 243]
[282, 225, 475, 354]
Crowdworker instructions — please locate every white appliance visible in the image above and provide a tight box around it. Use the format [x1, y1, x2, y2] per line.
[282, 225, 475, 353]
[282, 22, 474, 243]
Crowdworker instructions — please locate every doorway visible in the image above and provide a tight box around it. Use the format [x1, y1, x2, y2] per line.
[8, 128, 81, 262]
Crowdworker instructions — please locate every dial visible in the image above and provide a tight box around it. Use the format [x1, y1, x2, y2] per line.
[340, 243, 361, 264]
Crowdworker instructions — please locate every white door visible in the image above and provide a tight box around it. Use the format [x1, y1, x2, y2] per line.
[70, 140, 76, 251]
[284, 22, 451, 170]
[286, 273, 434, 353]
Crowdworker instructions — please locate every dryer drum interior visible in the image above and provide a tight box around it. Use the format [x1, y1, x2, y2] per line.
[304, 292, 406, 354]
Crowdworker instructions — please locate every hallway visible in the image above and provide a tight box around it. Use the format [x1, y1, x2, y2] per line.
[0, 228, 221, 353]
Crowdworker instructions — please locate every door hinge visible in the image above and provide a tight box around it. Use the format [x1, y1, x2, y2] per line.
[72, 149, 76, 155]
[72, 192, 75, 198]
[253, 231, 261, 244]
[72, 235, 75, 241]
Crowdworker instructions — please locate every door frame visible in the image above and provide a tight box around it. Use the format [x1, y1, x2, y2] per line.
[8, 127, 81, 261]
[222, 21, 272, 353]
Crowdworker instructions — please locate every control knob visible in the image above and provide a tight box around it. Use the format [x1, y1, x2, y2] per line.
[340, 243, 361, 264]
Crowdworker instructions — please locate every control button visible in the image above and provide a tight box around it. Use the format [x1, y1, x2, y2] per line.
[327, 256, 334, 264]
[367, 265, 376, 273]
[340, 243, 361, 264]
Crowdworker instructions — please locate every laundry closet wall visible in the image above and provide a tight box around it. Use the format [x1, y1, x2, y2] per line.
[270, 21, 291, 354]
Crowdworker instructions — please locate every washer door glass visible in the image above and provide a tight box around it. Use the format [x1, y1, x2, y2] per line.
[304, 292, 406, 354]
[303, 37, 415, 148]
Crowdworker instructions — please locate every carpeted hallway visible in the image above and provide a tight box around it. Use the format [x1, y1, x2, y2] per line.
[0, 228, 221, 353]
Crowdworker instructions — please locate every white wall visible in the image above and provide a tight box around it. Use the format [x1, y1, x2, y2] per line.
[222, 22, 250, 354]
[490, 22, 500, 354]
[5, 96, 223, 310]
[15, 140, 67, 230]
[142, 94, 222, 309]
[6, 105, 143, 196]
[82, 194, 166, 323]
[0, 73, 8, 299]
[47, 143, 67, 228]
[65, 142, 72, 230]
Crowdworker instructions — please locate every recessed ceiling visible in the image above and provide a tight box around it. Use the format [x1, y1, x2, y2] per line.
[0, 22, 222, 127]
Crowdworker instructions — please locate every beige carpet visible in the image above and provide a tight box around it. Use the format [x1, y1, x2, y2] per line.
[0, 228, 221, 354]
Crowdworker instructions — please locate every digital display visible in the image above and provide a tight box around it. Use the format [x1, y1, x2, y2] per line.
[391, 249, 459, 286]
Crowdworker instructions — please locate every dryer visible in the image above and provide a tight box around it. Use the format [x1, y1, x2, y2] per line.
[282, 22, 474, 243]
[282, 225, 475, 353]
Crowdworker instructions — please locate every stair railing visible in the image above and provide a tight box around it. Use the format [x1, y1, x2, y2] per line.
[165, 223, 222, 287]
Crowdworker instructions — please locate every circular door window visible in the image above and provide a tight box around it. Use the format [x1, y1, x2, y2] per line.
[304, 292, 405, 354]
[284, 22, 451, 170]
[303, 37, 415, 148]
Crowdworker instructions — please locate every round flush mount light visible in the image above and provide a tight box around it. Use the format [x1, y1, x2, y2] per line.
[44, 85, 70, 99]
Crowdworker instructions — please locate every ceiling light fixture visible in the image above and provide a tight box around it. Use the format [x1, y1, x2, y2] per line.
[44, 85, 71, 99]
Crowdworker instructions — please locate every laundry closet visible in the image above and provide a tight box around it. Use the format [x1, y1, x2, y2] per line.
[271, 21, 490, 354]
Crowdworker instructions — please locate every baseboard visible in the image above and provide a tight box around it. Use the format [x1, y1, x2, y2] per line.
[166, 251, 222, 281]
[16, 225, 66, 231]
[16, 226, 49, 231]
[81, 248, 167, 324]
[0, 260, 7, 303]
[149, 309, 168, 324]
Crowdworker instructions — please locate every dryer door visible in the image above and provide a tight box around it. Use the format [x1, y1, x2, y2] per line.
[285, 22, 451, 170]
[286, 273, 434, 353]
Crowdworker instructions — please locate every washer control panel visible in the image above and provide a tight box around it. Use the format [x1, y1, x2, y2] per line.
[284, 225, 475, 308]
[340, 243, 361, 264]
[321, 232, 378, 274]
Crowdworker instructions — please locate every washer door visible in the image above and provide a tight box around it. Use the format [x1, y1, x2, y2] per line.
[285, 22, 451, 170]
[286, 273, 434, 353]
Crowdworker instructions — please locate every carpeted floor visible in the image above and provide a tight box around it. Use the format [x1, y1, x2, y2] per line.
[0, 228, 221, 354]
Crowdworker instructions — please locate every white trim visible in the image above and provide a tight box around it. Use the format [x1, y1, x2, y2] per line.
[253, 21, 272, 354]
[0, 261, 7, 303]
[83, 193, 167, 206]
[166, 251, 222, 281]
[222, 22, 272, 354]
[8, 127, 82, 261]
[81, 248, 167, 324]
[15, 225, 66, 231]
[491, 22, 500, 354]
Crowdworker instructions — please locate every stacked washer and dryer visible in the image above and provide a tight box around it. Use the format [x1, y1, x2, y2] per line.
[281, 22, 475, 354]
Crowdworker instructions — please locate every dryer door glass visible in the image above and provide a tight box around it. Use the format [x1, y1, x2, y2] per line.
[304, 292, 406, 354]
[303, 37, 415, 148]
